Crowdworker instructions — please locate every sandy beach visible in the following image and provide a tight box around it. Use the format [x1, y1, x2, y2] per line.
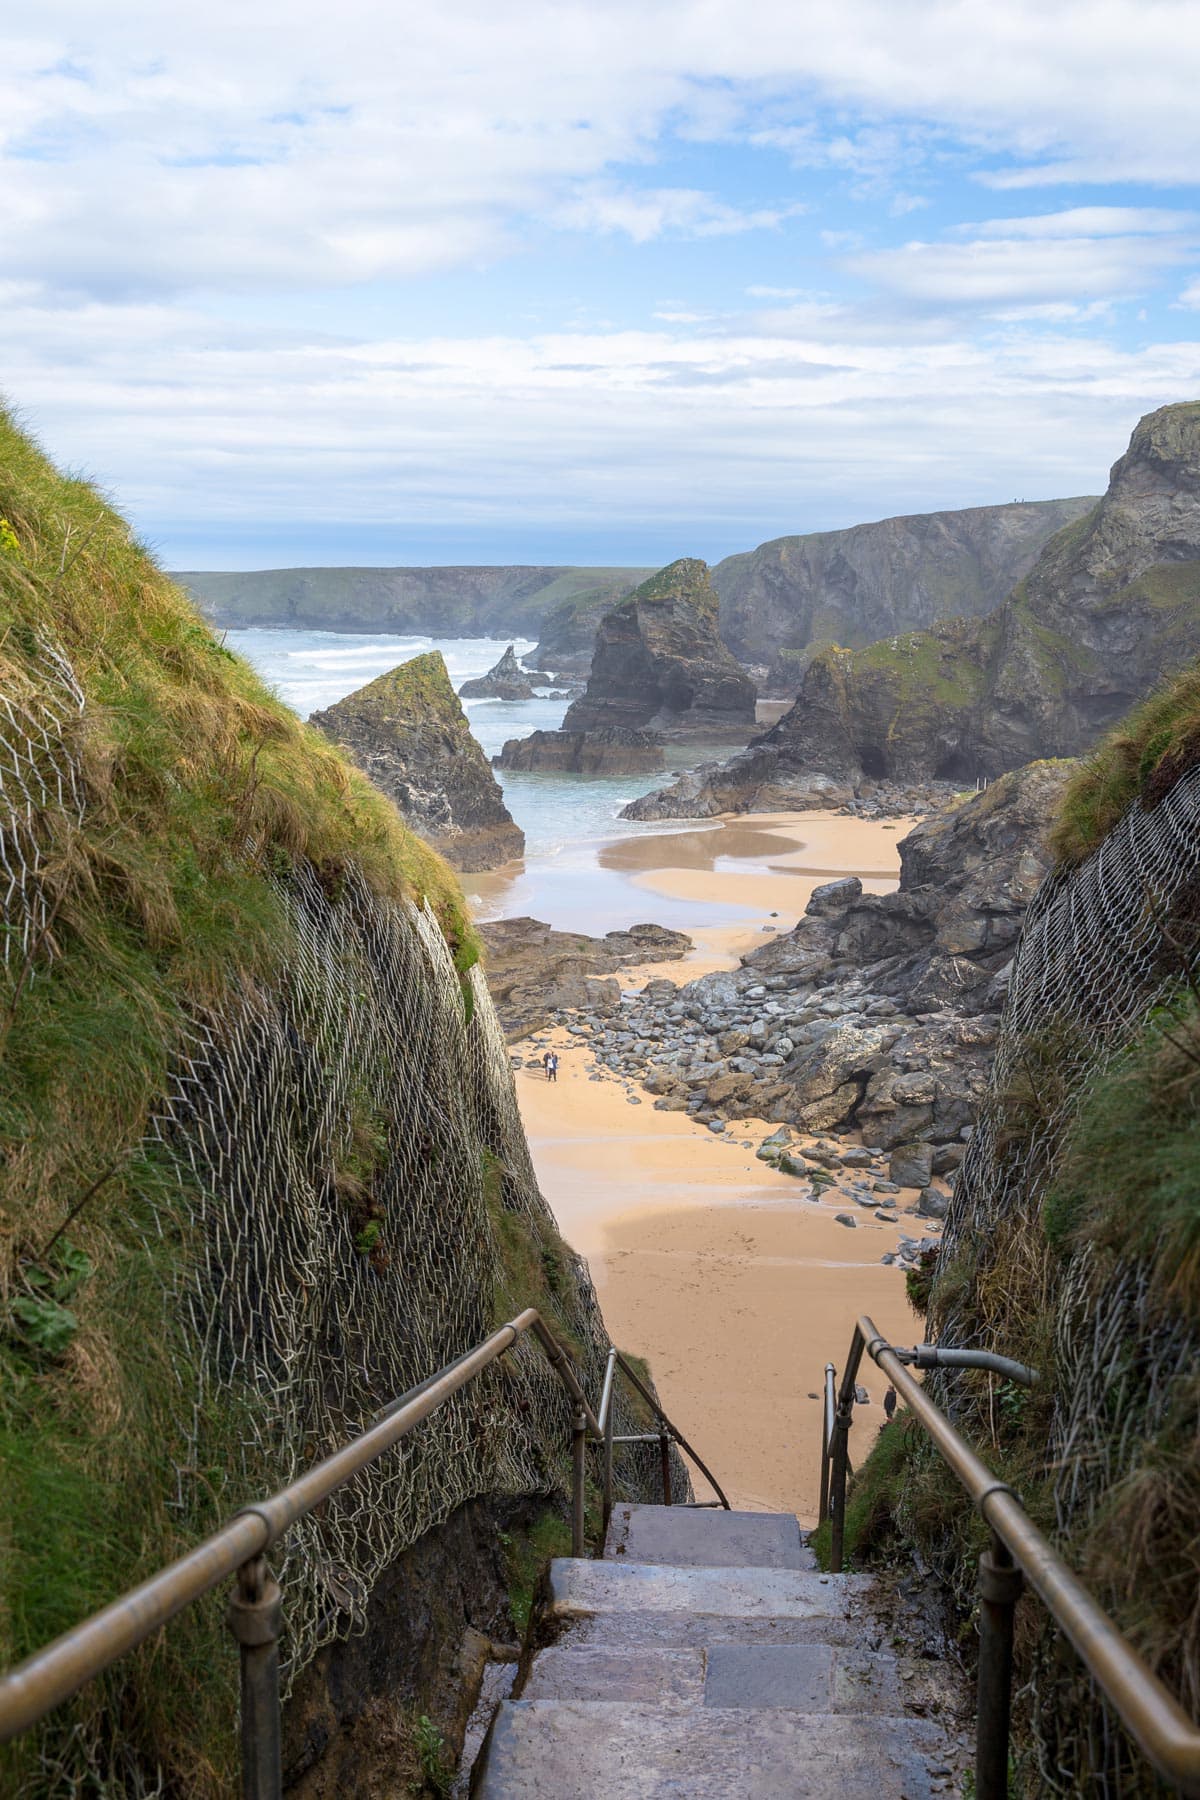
[492, 811, 928, 1523]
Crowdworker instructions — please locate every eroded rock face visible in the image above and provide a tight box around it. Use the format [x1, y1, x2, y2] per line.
[459, 644, 536, 701]
[495, 727, 664, 775]
[310, 651, 524, 871]
[479, 916, 692, 1038]
[713, 497, 1097, 670]
[530, 579, 642, 678]
[738, 403, 1200, 784]
[563, 559, 757, 739]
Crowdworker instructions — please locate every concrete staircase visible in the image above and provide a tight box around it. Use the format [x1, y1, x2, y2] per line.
[473, 1503, 964, 1798]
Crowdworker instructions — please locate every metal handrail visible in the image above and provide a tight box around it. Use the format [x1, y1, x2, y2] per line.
[0, 1306, 722, 1799]
[820, 1313, 1200, 1800]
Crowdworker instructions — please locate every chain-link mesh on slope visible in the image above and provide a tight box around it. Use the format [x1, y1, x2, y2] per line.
[0, 634, 84, 970]
[1, 628, 679, 1725]
[932, 762, 1200, 1795]
[145, 863, 678, 1689]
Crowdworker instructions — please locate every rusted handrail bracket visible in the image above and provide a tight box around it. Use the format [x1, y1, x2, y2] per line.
[822, 1313, 1200, 1800]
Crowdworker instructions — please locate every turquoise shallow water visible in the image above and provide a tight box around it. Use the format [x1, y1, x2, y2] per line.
[224, 625, 759, 931]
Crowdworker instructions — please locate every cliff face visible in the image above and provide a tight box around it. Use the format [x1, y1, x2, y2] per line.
[892, 686, 1200, 1792]
[667, 404, 1200, 800]
[310, 651, 524, 871]
[712, 496, 1097, 673]
[0, 412, 661, 1797]
[530, 579, 640, 677]
[179, 563, 653, 636]
[563, 558, 757, 738]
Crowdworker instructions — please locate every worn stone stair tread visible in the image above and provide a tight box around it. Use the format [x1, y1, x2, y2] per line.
[520, 1640, 906, 1712]
[474, 1699, 956, 1798]
[604, 1503, 816, 1569]
[548, 1557, 874, 1623]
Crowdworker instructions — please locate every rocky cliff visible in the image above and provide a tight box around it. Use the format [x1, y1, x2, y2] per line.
[655, 404, 1200, 802]
[563, 558, 757, 738]
[712, 496, 1097, 674]
[310, 650, 524, 870]
[866, 672, 1200, 1793]
[0, 411, 664, 1797]
[179, 562, 654, 635]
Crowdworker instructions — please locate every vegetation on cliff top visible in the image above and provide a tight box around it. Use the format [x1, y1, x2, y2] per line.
[319, 645, 479, 739]
[621, 556, 718, 620]
[1050, 657, 1200, 864]
[0, 406, 481, 1791]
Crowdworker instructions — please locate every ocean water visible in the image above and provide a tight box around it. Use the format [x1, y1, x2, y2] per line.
[222, 629, 742, 923]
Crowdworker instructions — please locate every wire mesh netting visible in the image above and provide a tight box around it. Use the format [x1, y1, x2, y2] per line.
[0, 634, 85, 971]
[1, 631, 678, 1735]
[934, 763, 1200, 1794]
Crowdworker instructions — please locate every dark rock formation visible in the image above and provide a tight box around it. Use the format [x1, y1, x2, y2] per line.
[622, 762, 853, 821]
[740, 404, 1200, 786]
[495, 727, 664, 775]
[712, 496, 1098, 669]
[459, 643, 536, 701]
[310, 651, 524, 870]
[738, 760, 1073, 1135]
[480, 916, 692, 1038]
[563, 559, 757, 739]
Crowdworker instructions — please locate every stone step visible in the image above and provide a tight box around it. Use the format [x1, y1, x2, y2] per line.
[604, 1503, 815, 1570]
[521, 1640, 906, 1713]
[548, 1558, 873, 1634]
[474, 1699, 959, 1798]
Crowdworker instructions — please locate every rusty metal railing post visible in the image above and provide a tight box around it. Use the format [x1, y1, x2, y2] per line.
[226, 1554, 283, 1800]
[976, 1532, 1023, 1800]
[658, 1426, 673, 1506]
[571, 1409, 587, 1556]
[828, 1327, 867, 1572]
[818, 1361, 836, 1524]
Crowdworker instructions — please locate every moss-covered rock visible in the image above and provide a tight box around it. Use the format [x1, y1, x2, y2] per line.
[311, 650, 524, 871]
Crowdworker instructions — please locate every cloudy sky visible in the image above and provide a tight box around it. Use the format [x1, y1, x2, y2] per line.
[4, 1, 1200, 568]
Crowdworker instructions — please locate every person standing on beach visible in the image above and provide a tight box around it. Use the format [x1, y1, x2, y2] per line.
[547, 1051, 558, 1084]
[542, 1050, 552, 1079]
[883, 1386, 897, 1422]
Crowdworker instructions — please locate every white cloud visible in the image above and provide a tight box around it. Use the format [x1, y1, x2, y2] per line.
[551, 187, 801, 243]
[3, 1, 1200, 304]
[847, 225, 1196, 308]
[7, 293, 1197, 551]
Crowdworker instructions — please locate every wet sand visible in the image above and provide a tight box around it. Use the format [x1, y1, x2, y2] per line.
[518, 1049, 926, 1521]
[501, 809, 928, 1523]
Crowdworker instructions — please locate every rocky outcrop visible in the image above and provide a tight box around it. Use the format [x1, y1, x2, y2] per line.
[712, 496, 1098, 671]
[311, 651, 524, 870]
[562, 560, 757, 739]
[495, 727, 664, 775]
[736, 404, 1200, 786]
[621, 759, 854, 820]
[480, 916, 692, 1038]
[180, 563, 654, 635]
[459, 643, 536, 701]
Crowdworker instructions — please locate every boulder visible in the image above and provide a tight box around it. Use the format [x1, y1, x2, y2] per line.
[889, 1142, 935, 1189]
[478, 915, 692, 1039]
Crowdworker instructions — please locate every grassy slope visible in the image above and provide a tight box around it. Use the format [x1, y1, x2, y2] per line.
[0, 409, 483, 1790]
[1051, 659, 1200, 863]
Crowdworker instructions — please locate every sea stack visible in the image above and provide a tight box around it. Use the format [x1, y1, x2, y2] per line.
[458, 643, 536, 701]
[563, 558, 756, 737]
[311, 650, 524, 870]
